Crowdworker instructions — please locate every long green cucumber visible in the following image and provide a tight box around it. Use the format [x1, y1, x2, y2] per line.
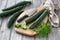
[29, 9, 49, 29]
[7, 11, 23, 28]
[25, 8, 46, 24]
[0, 6, 24, 17]
[2, 1, 32, 11]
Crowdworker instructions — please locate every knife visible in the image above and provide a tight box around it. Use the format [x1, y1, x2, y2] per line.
[17, 8, 37, 22]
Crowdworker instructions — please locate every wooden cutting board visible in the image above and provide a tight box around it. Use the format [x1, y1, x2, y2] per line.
[15, 3, 48, 36]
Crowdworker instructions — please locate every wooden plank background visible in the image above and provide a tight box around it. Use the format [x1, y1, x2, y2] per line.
[0, 0, 60, 40]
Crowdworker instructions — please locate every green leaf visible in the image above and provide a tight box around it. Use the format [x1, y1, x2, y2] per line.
[34, 23, 52, 37]
[15, 21, 27, 29]
[15, 23, 21, 28]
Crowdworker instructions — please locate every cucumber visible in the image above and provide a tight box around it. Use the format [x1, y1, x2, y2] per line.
[0, 6, 24, 17]
[25, 8, 46, 24]
[29, 9, 49, 29]
[7, 11, 23, 28]
[2, 1, 32, 11]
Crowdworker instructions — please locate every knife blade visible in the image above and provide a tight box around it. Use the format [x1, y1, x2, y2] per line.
[17, 8, 37, 22]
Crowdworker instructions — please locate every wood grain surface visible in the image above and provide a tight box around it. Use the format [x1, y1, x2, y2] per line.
[0, 0, 60, 40]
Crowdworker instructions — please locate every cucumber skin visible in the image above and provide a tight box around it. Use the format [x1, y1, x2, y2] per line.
[29, 9, 49, 29]
[7, 11, 23, 28]
[0, 6, 24, 17]
[25, 8, 46, 24]
[2, 1, 32, 11]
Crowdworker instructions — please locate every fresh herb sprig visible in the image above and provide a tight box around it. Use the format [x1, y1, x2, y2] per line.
[34, 23, 52, 37]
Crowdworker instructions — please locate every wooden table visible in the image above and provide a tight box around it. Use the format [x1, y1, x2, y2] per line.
[0, 0, 60, 40]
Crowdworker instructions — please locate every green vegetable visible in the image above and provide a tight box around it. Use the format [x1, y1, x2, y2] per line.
[7, 11, 23, 28]
[15, 21, 27, 29]
[2, 1, 32, 11]
[34, 23, 52, 37]
[25, 8, 46, 24]
[15, 23, 21, 28]
[29, 9, 49, 29]
[0, 6, 24, 17]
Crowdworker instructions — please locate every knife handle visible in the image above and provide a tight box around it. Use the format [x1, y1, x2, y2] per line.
[17, 15, 28, 22]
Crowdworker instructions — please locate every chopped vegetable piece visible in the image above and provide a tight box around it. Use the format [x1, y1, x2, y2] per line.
[15, 23, 21, 28]
[15, 21, 27, 29]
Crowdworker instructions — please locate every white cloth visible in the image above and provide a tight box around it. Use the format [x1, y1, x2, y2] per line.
[44, 0, 59, 27]
[52, 0, 60, 10]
